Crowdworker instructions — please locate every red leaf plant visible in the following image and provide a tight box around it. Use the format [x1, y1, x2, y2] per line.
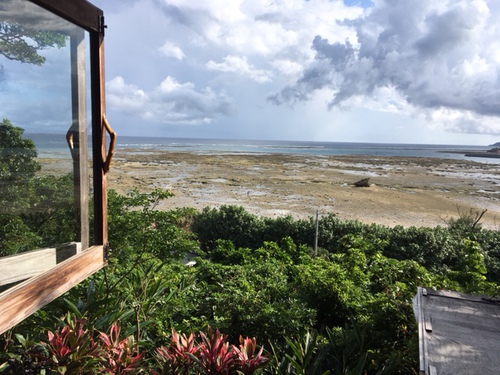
[232, 336, 269, 375]
[156, 328, 198, 374]
[153, 327, 269, 375]
[42, 315, 101, 374]
[195, 327, 236, 375]
[155, 327, 270, 375]
[98, 322, 144, 374]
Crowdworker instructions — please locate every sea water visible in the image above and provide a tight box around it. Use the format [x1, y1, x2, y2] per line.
[28, 133, 498, 163]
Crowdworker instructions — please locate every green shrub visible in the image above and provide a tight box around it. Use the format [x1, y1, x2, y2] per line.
[192, 205, 264, 251]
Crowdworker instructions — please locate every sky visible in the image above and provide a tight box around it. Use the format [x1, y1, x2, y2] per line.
[3, 0, 500, 145]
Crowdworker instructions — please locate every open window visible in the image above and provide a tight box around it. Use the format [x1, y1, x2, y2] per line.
[0, 0, 111, 334]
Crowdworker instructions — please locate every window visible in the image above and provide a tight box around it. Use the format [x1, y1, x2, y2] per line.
[0, 0, 111, 334]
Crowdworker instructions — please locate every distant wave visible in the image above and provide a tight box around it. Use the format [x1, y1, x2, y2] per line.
[27, 133, 498, 163]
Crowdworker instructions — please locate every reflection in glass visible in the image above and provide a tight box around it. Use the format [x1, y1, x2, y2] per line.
[0, 0, 91, 291]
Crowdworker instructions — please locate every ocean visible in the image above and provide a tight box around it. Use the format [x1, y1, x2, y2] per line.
[28, 133, 499, 163]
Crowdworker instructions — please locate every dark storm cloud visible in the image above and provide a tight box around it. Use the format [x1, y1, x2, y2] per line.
[269, 0, 500, 123]
[414, 5, 477, 58]
[155, 0, 216, 39]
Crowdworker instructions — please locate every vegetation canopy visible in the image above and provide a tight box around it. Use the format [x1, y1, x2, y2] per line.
[1, 128, 500, 374]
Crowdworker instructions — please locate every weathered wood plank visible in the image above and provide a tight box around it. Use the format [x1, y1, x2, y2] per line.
[0, 246, 105, 335]
[0, 243, 81, 286]
[30, 0, 102, 33]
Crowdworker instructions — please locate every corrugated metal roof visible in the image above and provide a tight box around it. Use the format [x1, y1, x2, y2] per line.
[413, 287, 500, 375]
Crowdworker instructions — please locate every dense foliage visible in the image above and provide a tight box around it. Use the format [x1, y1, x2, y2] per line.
[1, 126, 500, 373]
[0, 119, 76, 257]
[0, 22, 67, 66]
[0, 118, 40, 215]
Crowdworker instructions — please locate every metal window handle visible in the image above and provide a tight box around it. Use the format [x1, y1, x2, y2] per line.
[66, 131, 74, 149]
[103, 114, 116, 174]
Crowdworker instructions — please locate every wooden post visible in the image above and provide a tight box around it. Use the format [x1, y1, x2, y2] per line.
[91, 16, 108, 248]
[314, 210, 319, 256]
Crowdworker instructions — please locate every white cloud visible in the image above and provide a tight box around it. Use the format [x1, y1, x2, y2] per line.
[270, 59, 303, 79]
[158, 41, 185, 60]
[157, 0, 360, 61]
[206, 55, 272, 83]
[107, 76, 146, 109]
[424, 108, 500, 135]
[107, 75, 232, 124]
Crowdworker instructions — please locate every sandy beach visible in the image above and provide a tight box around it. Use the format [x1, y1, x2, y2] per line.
[100, 150, 500, 229]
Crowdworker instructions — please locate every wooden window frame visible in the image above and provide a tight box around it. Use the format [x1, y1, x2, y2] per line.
[0, 0, 109, 335]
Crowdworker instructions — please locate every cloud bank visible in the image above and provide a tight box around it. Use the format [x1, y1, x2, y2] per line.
[107, 76, 232, 125]
[269, 0, 500, 134]
[94, 0, 500, 141]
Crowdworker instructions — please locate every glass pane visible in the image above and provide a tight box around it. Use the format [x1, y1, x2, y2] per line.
[0, 0, 91, 290]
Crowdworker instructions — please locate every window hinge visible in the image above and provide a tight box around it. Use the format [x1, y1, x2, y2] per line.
[99, 15, 107, 36]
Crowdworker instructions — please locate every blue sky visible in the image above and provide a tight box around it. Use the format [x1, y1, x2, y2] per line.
[3, 0, 500, 145]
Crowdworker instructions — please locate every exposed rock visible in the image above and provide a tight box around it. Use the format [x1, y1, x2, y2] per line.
[354, 178, 371, 187]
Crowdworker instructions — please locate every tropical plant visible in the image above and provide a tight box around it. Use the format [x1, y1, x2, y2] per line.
[191, 205, 264, 251]
[156, 329, 198, 375]
[4, 197, 500, 375]
[156, 327, 269, 375]
[194, 327, 236, 375]
[291, 257, 365, 329]
[98, 322, 143, 374]
[0, 332, 52, 374]
[107, 188, 199, 263]
[40, 314, 102, 374]
[233, 336, 270, 375]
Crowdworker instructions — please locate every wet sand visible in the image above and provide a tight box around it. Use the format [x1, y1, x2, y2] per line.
[102, 150, 500, 229]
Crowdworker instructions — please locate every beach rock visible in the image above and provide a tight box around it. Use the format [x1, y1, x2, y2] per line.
[354, 178, 371, 187]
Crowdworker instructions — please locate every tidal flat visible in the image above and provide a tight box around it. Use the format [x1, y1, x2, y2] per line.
[101, 150, 500, 229]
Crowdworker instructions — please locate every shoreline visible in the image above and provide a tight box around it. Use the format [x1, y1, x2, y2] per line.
[464, 152, 500, 159]
[102, 150, 500, 230]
